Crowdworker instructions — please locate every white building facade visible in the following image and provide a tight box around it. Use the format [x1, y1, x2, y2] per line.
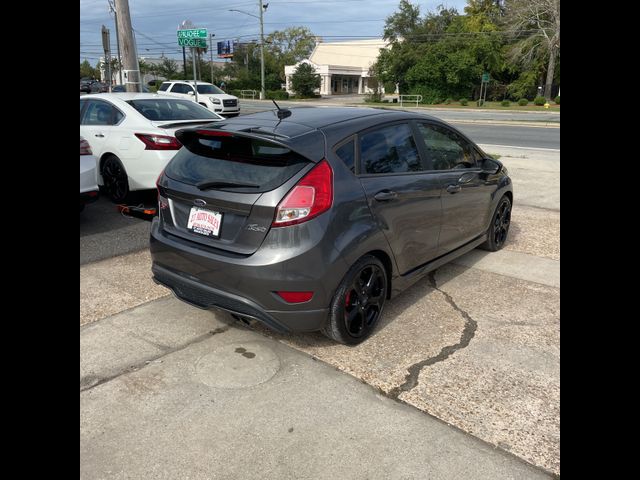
[284, 39, 389, 96]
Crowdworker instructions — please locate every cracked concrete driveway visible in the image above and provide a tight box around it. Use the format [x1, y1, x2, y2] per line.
[80, 144, 559, 476]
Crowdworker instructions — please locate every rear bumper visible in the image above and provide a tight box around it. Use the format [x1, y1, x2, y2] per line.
[152, 264, 328, 333]
[149, 217, 342, 332]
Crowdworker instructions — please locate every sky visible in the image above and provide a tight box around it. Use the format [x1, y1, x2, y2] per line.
[80, 0, 468, 65]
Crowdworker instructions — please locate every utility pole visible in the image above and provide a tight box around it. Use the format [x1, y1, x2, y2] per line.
[114, 0, 141, 92]
[259, 1, 266, 100]
[108, 0, 123, 85]
[209, 33, 215, 83]
[101, 25, 112, 92]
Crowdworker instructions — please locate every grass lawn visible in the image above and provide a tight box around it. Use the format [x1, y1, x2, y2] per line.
[367, 99, 560, 112]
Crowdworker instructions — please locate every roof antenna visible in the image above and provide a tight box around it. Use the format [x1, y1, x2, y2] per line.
[272, 99, 291, 120]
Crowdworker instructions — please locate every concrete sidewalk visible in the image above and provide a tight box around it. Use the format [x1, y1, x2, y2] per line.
[81, 298, 552, 480]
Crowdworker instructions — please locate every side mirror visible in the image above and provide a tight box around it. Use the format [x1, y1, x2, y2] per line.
[481, 157, 502, 174]
[187, 90, 195, 96]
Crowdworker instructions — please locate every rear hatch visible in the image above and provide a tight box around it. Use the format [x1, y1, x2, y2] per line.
[158, 128, 318, 255]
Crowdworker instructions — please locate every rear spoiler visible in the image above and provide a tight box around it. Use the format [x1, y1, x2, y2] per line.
[175, 127, 326, 163]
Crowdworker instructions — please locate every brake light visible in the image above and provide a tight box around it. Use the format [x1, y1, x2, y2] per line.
[80, 138, 92, 155]
[135, 133, 182, 150]
[196, 130, 232, 137]
[275, 291, 314, 303]
[272, 159, 333, 227]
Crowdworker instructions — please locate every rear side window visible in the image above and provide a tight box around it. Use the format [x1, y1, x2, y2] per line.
[360, 124, 422, 174]
[164, 132, 310, 193]
[81, 100, 123, 125]
[158, 83, 170, 92]
[171, 83, 193, 94]
[335, 139, 355, 172]
[126, 99, 219, 120]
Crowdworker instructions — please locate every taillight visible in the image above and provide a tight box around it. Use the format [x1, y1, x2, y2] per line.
[156, 169, 168, 209]
[135, 133, 182, 150]
[80, 138, 92, 155]
[272, 159, 333, 227]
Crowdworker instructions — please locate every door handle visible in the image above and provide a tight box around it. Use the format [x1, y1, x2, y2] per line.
[458, 172, 476, 184]
[374, 190, 398, 201]
[446, 184, 462, 194]
[94, 133, 104, 138]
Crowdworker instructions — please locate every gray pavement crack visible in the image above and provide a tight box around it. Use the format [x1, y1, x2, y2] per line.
[388, 271, 477, 399]
[80, 326, 230, 392]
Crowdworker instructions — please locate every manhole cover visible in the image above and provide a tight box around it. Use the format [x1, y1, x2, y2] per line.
[195, 342, 281, 389]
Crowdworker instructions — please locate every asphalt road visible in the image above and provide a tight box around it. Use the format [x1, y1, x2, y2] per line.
[238, 100, 560, 150]
[453, 123, 559, 150]
[80, 191, 157, 265]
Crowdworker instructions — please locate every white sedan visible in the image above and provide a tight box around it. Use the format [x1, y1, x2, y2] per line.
[80, 93, 224, 203]
[80, 136, 99, 211]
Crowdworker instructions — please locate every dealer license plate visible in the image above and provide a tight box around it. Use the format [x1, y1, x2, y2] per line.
[187, 207, 222, 237]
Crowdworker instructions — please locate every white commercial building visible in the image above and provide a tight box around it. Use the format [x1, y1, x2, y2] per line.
[284, 39, 389, 96]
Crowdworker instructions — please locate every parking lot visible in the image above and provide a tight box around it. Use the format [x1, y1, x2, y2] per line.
[80, 107, 559, 478]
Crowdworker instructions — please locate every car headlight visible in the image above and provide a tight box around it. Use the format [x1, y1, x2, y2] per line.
[210, 97, 221, 104]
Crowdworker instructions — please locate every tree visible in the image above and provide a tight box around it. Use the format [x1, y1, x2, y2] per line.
[158, 58, 180, 80]
[505, 0, 560, 99]
[266, 26, 316, 65]
[383, 0, 421, 41]
[80, 60, 98, 79]
[97, 58, 121, 84]
[290, 62, 321, 97]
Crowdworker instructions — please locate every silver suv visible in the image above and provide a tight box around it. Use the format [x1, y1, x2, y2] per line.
[157, 80, 240, 117]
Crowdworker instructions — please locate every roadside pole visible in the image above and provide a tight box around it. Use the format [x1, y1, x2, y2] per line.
[101, 25, 112, 92]
[114, 0, 141, 92]
[192, 48, 198, 102]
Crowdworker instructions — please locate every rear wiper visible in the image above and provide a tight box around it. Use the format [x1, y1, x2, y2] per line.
[196, 180, 260, 190]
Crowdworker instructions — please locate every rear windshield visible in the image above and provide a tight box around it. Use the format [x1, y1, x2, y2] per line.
[196, 84, 224, 94]
[125, 99, 219, 121]
[165, 132, 310, 193]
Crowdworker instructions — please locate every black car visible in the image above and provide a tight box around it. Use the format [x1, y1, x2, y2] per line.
[89, 82, 109, 93]
[151, 107, 513, 345]
[80, 78, 95, 93]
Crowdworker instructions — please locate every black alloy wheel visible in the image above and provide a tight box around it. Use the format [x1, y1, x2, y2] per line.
[323, 255, 388, 345]
[481, 196, 512, 251]
[102, 155, 130, 203]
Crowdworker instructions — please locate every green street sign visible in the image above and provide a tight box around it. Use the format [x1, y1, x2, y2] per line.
[177, 28, 208, 39]
[482, 73, 490, 82]
[178, 37, 207, 48]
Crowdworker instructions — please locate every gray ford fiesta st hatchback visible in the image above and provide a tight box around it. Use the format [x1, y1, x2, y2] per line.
[151, 107, 512, 344]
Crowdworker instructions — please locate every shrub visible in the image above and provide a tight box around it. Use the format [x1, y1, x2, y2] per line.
[518, 98, 528, 106]
[534, 96, 546, 106]
[459, 98, 468, 106]
[266, 90, 289, 100]
[444, 98, 452, 105]
[290, 62, 321, 98]
[501, 100, 510, 107]
[554, 95, 560, 105]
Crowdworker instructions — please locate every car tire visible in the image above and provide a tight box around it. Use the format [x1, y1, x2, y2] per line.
[322, 255, 388, 345]
[480, 195, 512, 252]
[101, 155, 130, 203]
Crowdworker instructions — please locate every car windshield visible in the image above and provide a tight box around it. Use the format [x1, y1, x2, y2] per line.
[125, 99, 220, 120]
[196, 84, 224, 94]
